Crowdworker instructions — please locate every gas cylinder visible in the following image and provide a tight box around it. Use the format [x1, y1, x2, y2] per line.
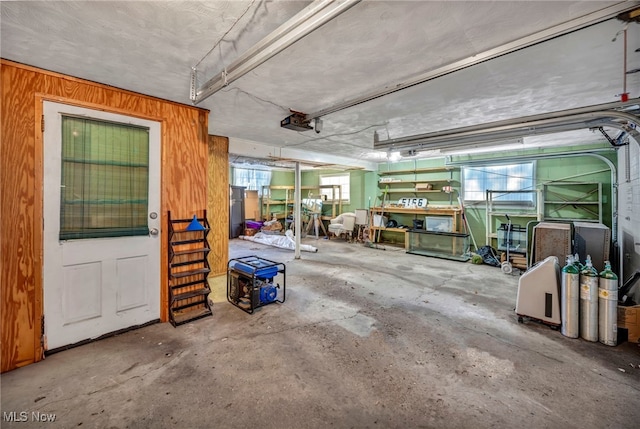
[573, 253, 584, 271]
[579, 255, 599, 342]
[561, 255, 580, 338]
[598, 261, 618, 346]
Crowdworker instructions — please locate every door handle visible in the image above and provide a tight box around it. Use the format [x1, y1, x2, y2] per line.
[149, 228, 159, 236]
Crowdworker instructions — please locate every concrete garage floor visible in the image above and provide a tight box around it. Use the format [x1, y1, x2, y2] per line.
[2, 237, 640, 428]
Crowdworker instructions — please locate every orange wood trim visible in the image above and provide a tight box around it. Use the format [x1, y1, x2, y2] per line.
[3, 59, 208, 114]
[159, 117, 168, 324]
[208, 135, 229, 276]
[33, 96, 44, 363]
[35, 93, 165, 122]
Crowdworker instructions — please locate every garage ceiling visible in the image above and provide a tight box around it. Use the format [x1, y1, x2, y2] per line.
[2, 1, 639, 169]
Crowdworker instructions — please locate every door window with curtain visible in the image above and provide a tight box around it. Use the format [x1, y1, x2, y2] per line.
[233, 168, 272, 195]
[59, 116, 150, 239]
[463, 162, 535, 204]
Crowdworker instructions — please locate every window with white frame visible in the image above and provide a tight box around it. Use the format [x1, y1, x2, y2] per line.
[233, 168, 272, 195]
[463, 162, 535, 204]
[319, 173, 350, 202]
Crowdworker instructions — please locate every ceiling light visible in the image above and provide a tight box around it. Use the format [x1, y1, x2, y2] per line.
[387, 151, 401, 162]
[374, 98, 640, 154]
[192, 0, 361, 104]
[441, 138, 524, 155]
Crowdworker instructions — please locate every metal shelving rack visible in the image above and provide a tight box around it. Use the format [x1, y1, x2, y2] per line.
[377, 166, 458, 206]
[167, 211, 212, 326]
[261, 185, 342, 221]
[542, 181, 602, 223]
[485, 189, 542, 254]
[372, 166, 461, 248]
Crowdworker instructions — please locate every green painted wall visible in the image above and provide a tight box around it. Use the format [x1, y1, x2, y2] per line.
[374, 143, 617, 253]
[270, 170, 295, 186]
[233, 142, 617, 250]
[300, 169, 370, 217]
[239, 168, 374, 221]
[263, 170, 294, 220]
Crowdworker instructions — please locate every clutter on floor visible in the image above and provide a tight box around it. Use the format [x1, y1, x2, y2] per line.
[328, 212, 356, 240]
[3, 237, 639, 429]
[618, 272, 640, 343]
[261, 217, 283, 233]
[514, 252, 638, 346]
[239, 230, 318, 252]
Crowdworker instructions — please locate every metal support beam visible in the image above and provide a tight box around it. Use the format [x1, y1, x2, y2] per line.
[307, 2, 640, 121]
[374, 98, 640, 152]
[194, 0, 361, 104]
[294, 162, 301, 259]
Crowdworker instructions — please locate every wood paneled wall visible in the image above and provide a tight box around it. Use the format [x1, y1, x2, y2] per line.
[207, 135, 230, 276]
[0, 60, 211, 372]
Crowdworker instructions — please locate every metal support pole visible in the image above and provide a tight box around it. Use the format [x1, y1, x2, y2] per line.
[294, 162, 301, 259]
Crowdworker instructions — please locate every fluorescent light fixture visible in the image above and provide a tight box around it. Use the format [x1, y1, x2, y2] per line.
[387, 151, 401, 162]
[374, 98, 640, 154]
[441, 138, 524, 155]
[193, 0, 361, 104]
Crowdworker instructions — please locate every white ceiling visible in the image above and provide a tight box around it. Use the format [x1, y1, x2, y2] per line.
[2, 1, 639, 169]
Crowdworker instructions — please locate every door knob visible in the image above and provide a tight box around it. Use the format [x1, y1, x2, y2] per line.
[149, 228, 159, 236]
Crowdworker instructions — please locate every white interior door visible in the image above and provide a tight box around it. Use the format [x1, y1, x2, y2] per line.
[43, 101, 161, 350]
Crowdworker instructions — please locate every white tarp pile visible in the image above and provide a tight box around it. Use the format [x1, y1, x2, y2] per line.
[239, 230, 318, 253]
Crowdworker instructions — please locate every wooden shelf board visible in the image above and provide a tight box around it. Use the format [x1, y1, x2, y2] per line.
[265, 185, 339, 190]
[171, 307, 212, 326]
[372, 206, 460, 214]
[171, 287, 211, 303]
[378, 167, 454, 175]
[384, 189, 444, 194]
[380, 178, 454, 182]
[172, 247, 210, 257]
[370, 227, 408, 233]
[267, 185, 293, 190]
[544, 201, 598, 204]
[169, 267, 211, 279]
[488, 212, 538, 218]
[543, 217, 599, 222]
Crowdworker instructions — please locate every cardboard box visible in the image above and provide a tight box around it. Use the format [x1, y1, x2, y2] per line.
[415, 183, 433, 191]
[617, 304, 640, 343]
[373, 215, 388, 227]
[244, 190, 259, 220]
